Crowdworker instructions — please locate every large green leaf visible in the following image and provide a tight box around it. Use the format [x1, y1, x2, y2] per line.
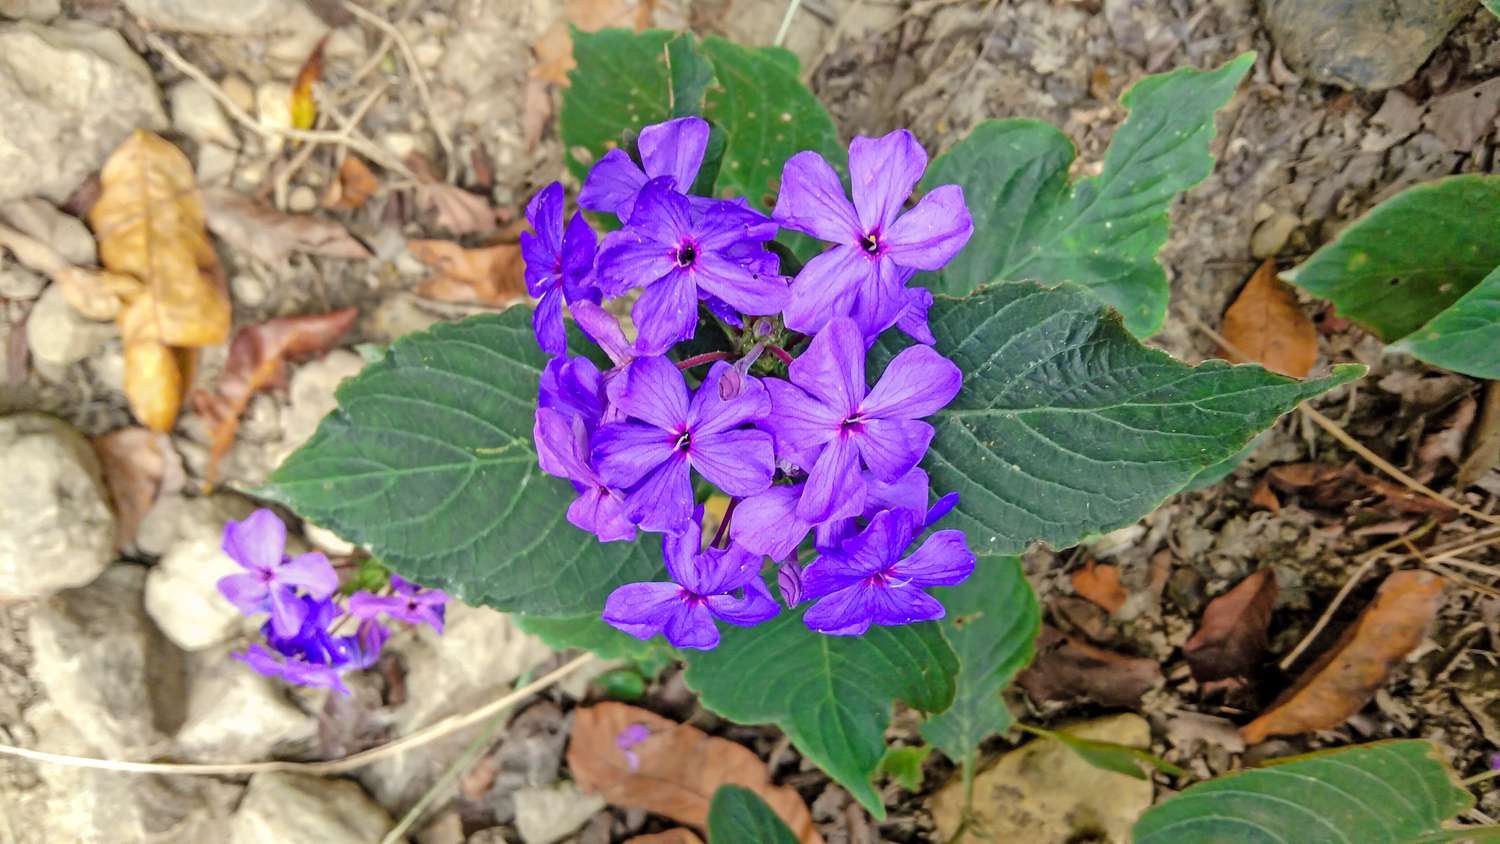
[707, 785, 799, 844]
[921, 556, 1039, 765]
[560, 29, 680, 183]
[1392, 266, 1500, 379]
[921, 53, 1254, 336]
[872, 282, 1365, 557]
[259, 309, 662, 615]
[1133, 740, 1498, 844]
[1284, 175, 1500, 343]
[682, 606, 958, 818]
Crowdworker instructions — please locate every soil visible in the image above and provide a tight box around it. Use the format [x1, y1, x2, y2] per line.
[3, 0, 1500, 842]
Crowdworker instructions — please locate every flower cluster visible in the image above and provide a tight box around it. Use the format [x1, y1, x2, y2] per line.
[217, 509, 448, 694]
[526, 117, 977, 649]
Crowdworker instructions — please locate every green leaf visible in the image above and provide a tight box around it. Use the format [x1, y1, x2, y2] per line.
[1178, 431, 1266, 493]
[1391, 266, 1500, 380]
[1485, 0, 1499, 20]
[1134, 740, 1494, 844]
[260, 309, 662, 615]
[683, 606, 958, 818]
[707, 785, 799, 844]
[872, 282, 1365, 557]
[1284, 175, 1500, 343]
[921, 556, 1039, 764]
[921, 53, 1254, 336]
[1017, 724, 1185, 781]
[512, 613, 665, 662]
[878, 745, 932, 792]
[667, 33, 713, 117]
[561, 28, 678, 182]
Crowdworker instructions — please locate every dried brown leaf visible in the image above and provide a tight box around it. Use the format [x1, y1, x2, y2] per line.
[1184, 568, 1278, 683]
[290, 35, 328, 130]
[322, 156, 380, 210]
[1221, 259, 1318, 378]
[416, 182, 497, 235]
[1250, 477, 1281, 512]
[409, 240, 526, 307]
[1459, 382, 1500, 489]
[1241, 570, 1445, 744]
[0, 222, 142, 319]
[190, 308, 358, 484]
[625, 832, 704, 844]
[92, 427, 178, 550]
[203, 190, 371, 264]
[531, 0, 656, 86]
[1071, 560, 1127, 614]
[567, 702, 822, 844]
[1017, 626, 1163, 707]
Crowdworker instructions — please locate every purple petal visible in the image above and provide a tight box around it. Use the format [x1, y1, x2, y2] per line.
[696, 543, 768, 594]
[789, 318, 867, 413]
[800, 557, 868, 603]
[706, 578, 780, 627]
[532, 286, 566, 356]
[631, 270, 699, 355]
[797, 434, 863, 523]
[625, 177, 694, 242]
[862, 345, 962, 420]
[849, 130, 927, 232]
[268, 586, 310, 638]
[688, 362, 770, 435]
[524, 182, 565, 258]
[692, 253, 789, 318]
[623, 457, 695, 533]
[661, 516, 705, 590]
[833, 509, 914, 574]
[568, 486, 637, 542]
[690, 429, 775, 497]
[217, 571, 269, 615]
[890, 529, 976, 587]
[602, 581, 685, 640]
[579, 148, 648, 220]
[895, 286, 936, 345]
[520, 229, 559, 298]
[925, 492, 960, 529]
[560, 211, 599, 299]
[782, 245, 870, 336]
[236, 644, 351, 695]
[223, 509, 286, 572]
[867, 466, 931, 518]
[847, 257, 912, 339]
[731, 484, 813, 560]
[803, 584, 876, 636]
[276, 552, 338, 599]
[694, 201, 779, 253]
[855, 418, 933, 482]
[776, 560, 803, 606]
[592, 422, 675, 489]
[535, 407, 592, 482]
[596, 229, 677, 296]
[884, 184, 974, 270]
[664, 601, 721, 650]
[538, 356, 605, 427]
[606, 355, 690, 431]
[639, 116, 710, 193]
[763, 379, 841, 466]
[772, 151, 861, 243]
[569, 300, 633, 366]
[867, 583, 945, 626]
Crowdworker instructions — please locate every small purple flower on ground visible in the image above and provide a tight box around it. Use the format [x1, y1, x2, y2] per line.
[773, 129, 973, 338]
[217, 509, 339, 637]
[236, 644, 350, 695]
[763, 317, 961, 523]
[602, 515, 778, 649]
[595, 178, 788, 355]
[348, 574, 449, 634]
[801, 509, 975, 636]
[616, 723, 652, 771]
[580, 116, 710, 222]
[521, 181, 598, 356]
[592, 356, 775, 533]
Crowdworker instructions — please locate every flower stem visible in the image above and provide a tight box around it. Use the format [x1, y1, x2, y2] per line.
[765, 345, 794, 365]
[712, 498, 741, 548]
[676, 351, 732, 370]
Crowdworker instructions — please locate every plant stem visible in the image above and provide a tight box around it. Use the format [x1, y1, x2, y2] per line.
[1463, 768, 1500, 787]
[676, 351, 732, 370]
[765, 345, 795, 365]
[712, 498, 741, 548]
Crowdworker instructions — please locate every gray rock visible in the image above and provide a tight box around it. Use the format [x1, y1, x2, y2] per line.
[169, 80, 238, 148]
[230, 772, 394, 844]
[25, 283, 116, 369]
[0, 263, 45, 299]
[174, 643, 318, 762]
[0, 0, 60, 20]
[142, 494, 260, 651]
[1262, 0, 1477, 91]
[0, 197, 98, 264]
[0, 22, 165, 202]
[513, 782, 606, 844]
[27, 565, 187, 760]
[0, 412, 115, 600]
[122, 0, 323, 36]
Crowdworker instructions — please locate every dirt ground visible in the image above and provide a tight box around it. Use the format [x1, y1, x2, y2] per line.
[2, 0, 1500, 842]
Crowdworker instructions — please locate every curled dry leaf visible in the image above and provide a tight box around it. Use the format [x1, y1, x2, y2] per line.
[190, 308, 358, 485]
[89, 130, 230, 432]
[290, 35, 329, 130]
[566, 702, 822, 844]
[1017, 626, 1164, 708]
[202, 190, 371, 264]
[92, 427, 182, 550]
[322, 156, 380, 211]
[409, 240, 526, 307]
[1221, 259, 1318, 379]
[1184, 568, 1278, 684]
[1071, 560, 1128, 615]
[0, 222, 141, 319]
[1241, 570, 1445, 745]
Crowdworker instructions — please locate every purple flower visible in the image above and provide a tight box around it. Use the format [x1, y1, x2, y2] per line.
[535, 407, 637, 541]
[602, 514, 779, 649]
[773, 130, 973, 338]
[592, 356, 775, 533]
[217, 509, 339, 637]
[348, 574, 449, 634]
[539, 355, 607, 430]
[763, 318, 961, 523]
[570, 300, 635, 367]
[237, 594, 388, 696]
[595, 178, 789, 355]
[236, 644, 350, 695]
[616, 723, 651, 771]
[521, 182, 598, 356]
[801, 509, 975, 636]
[580, 117, 710, 222]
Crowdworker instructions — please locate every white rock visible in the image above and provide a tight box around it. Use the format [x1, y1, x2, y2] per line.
[122, 0, 324, 37]
[221, 74, 256, 114]
[0, 264, 45, 298]
[0, 412, 115, 600]
[0, 0, 61, 21]
[174, 643, 318, 762]
[230, 272, 270, 307]
[231, 772, 394, 844]
[255, 82, 294, 155]
[26, 282, 116, 368]
[170, 79, 239, 148]
[0, 22, 165, 202]
[196, 142, 239, 188]
[27, 565, 185, 760]
[0, 197, 97, 264]
[287, 184, 319, 213]
[142, 494, 262, 651]
[1251, 211, 1300, 259]
[281, 349, 366, 453]
[303, 521, 357, 556]
[513, 782, 606, 844]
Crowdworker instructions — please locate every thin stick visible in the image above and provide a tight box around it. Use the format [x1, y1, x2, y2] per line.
[773, 0, 803, 47]
[272, 81, 389, 209]
[341, 1, 459, 183]
[144, 34, 416, 181]
[0, 653, 592, 776]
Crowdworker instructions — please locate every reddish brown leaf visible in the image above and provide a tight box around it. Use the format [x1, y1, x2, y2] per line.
[567, 702, 822, 844]
[1266, 462, 1344, 489]
[531, 0, 657, 86]
[625, 832, 704, 844]
[1184, 568, 1279, 683]
[1017, 626, 1163, 707]
[202, 190, 372, 264]
[1221, 259, 1318, 378]
[190, 308, 358, 485]
[1250, 477, 1280, 512]
[1241, 570, 1445, 744]
[322, 156, 380, 211]
[409, 240, 526, 307]
[92, 427, 178, 550]
[1071, 560, 1127, 614]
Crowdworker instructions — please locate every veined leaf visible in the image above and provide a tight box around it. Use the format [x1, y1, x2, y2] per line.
[1391, 265, 1500, 380]
[708, 785, 800, 844]
[921, 53, 1254, 336]
[1017, 723, 1185, 781]
[259, 308, 663, 615]
[667, 32, 713, 117]
[872, 282, 1364, 557]
[514, 612, 665, 662]
[682, 606, 957, 818]
[561, 28, 681, 183]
